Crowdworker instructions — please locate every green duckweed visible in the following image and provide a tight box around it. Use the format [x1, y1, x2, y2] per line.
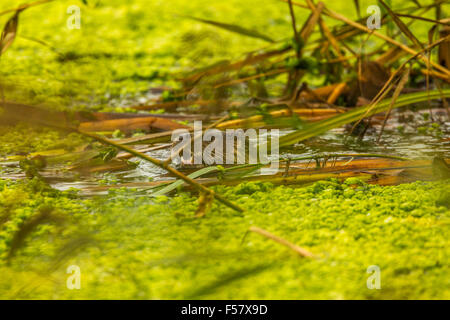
[0, 178, 448, 299]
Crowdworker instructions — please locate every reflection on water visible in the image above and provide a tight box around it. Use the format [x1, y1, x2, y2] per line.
[1, 108, 449, 193]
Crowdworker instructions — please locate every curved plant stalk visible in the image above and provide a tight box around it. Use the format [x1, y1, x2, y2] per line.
[279, 89, 450, 147]
[248, 226, 315, 258]
[377, 68, 410, 142]
[379, 0, 423, 50]
[289, 0, 450, 76]
[0, 10, 21, 56]
[350, 34, 450, 134]
[152, 166, 218, 197]
[180, 15, 275, 43]
[77, 130, 244, 213]
[0, 0, 54, 17]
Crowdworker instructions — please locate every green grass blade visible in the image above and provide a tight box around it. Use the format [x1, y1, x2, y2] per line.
[279, 89, 450, 147]
[181, 15, 275, 43]
[151, 166, 219, 197]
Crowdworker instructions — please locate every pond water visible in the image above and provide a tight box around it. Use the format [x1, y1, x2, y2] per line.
[0, 107, 449, 194]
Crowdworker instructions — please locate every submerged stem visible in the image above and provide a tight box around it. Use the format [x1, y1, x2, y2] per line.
[78, 130, 244, 213]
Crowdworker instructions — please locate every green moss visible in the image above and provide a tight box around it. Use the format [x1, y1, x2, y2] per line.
[1, 0, 446, 110]
[0, 0, 449, 300]
[0, 178, 448, 299]
[0, 0, 448, 156]
[0, 123, 86, 156]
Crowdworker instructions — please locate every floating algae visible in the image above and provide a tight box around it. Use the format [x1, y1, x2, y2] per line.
[0, 178, 448, 299]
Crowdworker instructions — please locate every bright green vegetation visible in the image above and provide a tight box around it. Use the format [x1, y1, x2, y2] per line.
[1, 0, 449, 300]
[1, 0, 291, 110]
[1, 0, 445, 110]
[0, 124, 85, 156]
[0, 178, 448, 299]
[0, 0, 447, 155]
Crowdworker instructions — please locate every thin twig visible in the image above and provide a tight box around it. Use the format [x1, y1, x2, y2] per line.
[0, 0, 54, 16]
[287, 0, 301, 58]
[350, 34, 450, 135]
[377, 68, 411, 142]
[78, 130, 244, 213]
[249, 226, 315, 258]
[288, 0, 450, 76]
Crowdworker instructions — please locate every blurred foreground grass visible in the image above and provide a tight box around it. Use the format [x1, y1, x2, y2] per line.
[0, 178, 448, 299]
